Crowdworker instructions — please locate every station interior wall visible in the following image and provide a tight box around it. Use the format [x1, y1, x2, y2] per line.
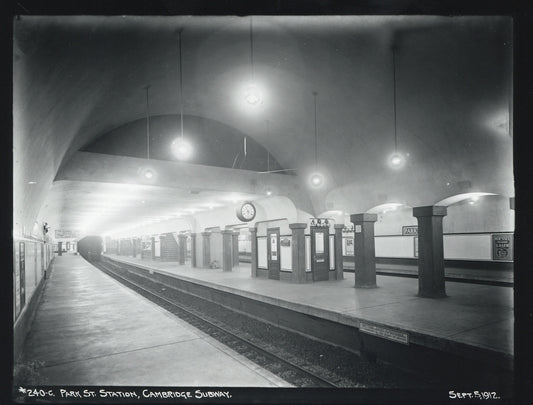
[13, 238, 54, 359]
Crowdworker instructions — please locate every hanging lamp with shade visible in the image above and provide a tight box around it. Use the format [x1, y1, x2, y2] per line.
[309, 91, 325, 188]
[389, 44, 406, 169]
[244, 16, 263, 106]
[141, 85, 155, 180]
[171, 29, 193, 160]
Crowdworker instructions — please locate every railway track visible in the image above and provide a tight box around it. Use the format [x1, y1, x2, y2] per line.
[92, 259, 340, 388]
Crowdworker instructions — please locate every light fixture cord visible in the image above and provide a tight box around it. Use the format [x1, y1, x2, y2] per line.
[313, 91, 318, 168]
[250, 16, 254, 79]
[145, 85, 151, 160]
[266, 119, 270, 171]
[392, 47, 398, 153]
[179, 30, 184, 139]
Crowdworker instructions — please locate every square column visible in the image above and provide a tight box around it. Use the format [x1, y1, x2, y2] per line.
[334, 224, 344, 280]
[191, 233, 197, 267]
[232, 231, 240, 267]
[350, 213, 378, 288]
[178, 234, 187, 265]
[413, 206, 448, 298]
[201, 232, 211, 268]
[151, 237, 155, 260]
[289, 223, 308, 283]
[250, 228, 258, 277]
[221, 230, 233, 272]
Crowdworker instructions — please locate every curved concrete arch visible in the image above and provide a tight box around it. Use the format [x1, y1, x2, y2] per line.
[435, 192, 498, 207]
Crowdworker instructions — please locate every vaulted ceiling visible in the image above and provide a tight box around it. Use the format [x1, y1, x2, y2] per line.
[13, 15, 513, 237]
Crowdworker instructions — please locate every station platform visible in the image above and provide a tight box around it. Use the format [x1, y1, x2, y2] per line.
[103, 254, 514, 374]
[19, 253, 292, 387]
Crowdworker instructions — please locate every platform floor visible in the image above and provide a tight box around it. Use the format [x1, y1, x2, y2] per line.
[20, 253, 292, 387]
[105, 254, 514, 359]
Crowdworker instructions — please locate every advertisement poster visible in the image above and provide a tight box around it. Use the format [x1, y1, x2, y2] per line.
[492, 234, 513, 261]
[345, 238, 354, 256]
[270, 235, 278, 260]
[315, 232, 324, 254]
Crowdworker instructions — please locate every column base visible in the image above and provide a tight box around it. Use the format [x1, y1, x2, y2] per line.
[355, 283, 377, 289]
[417, 291, 448, 298]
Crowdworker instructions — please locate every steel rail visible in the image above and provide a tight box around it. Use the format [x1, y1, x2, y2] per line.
[93, 260, 340, 388]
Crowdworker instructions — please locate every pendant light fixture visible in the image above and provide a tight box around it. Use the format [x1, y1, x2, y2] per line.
[142, 85, 154, 180]
[309, 91, 324, 188]
[171, 29, 193, 160]
[244, 16, 262, 106]
[389, 44, 405, 169]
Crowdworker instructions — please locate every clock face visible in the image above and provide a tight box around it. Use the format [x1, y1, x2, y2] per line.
[237, 202, 256, 222]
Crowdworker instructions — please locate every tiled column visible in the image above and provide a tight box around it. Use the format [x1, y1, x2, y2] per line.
[151, 237, 155, 260]
[334, 224, 344, 280]
[250, 228, 258, 277]
[350, 213, 378, 288]
[132, 238, 136, 257]
[191, 233, 197, 267]
[58, 241, 63, 256]
[221, 230, 233, 272]
[201, 232, 211, 268]
[178, 234, 187, 265]
[232, 231, 240, 267]
[289, 223, 307, 283]
[413, 206, 448, 298]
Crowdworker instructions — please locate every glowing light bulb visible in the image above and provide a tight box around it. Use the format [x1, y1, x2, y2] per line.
[144, 170, 153, 179]
[171, 138, 193, 160]
[266, 189, 272, 196]
[390, 154, 403, 167]
[244, 85, 261, 105]
[309, 173, 324, 188]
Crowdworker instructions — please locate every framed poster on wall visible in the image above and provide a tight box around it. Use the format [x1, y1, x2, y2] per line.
[491, 234, 513, 261]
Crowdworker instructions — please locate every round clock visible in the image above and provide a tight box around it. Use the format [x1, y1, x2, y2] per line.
[236, 201, 256, 222]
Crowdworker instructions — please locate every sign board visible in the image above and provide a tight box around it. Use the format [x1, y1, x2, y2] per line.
[359, 321, 409, 345]
[492, 234, 513, 261]
[355, 225, 362, 233]
[54, 229, 80, 239]
[315, 232, 324, 255]
[345, 238, 354, 255]
[280, 237, 291, 247]
[402, 226, 418, 236]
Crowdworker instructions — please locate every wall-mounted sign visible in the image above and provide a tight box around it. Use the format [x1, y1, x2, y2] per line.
[355, 225, 362, 233]
[55, 229, 80, 239]
[315, 232, 324, 254]
[402, 226, 418, 236]
[345, 238, 354, 255]
[492, 234, 513, 261]
[342, 224, 354, 233]
[280, 238, 291, 247]
[310, 218, 330, 228]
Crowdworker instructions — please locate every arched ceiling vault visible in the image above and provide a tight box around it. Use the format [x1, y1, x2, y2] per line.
[13, 15, 513, 236]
